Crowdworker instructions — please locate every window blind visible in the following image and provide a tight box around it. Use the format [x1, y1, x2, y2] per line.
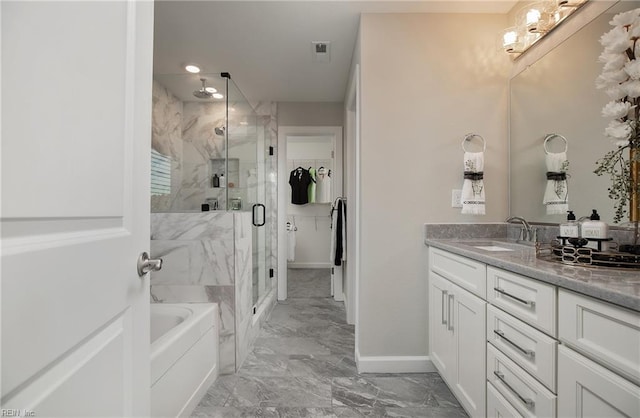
[151, 149, 171, 196]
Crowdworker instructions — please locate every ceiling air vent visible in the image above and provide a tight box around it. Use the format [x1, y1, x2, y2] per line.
[311, 41, 331, 63]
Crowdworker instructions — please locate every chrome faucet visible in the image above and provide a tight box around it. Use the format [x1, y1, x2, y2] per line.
[506, 216, 533, 241]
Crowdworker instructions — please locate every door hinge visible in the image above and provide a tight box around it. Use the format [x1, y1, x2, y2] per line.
[269, 268, 274, 278]
[331, 267, 334, 275]
[269, 146, 274, 156]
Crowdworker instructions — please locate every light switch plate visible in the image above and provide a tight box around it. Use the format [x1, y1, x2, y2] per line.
[451, 189, 462, 208]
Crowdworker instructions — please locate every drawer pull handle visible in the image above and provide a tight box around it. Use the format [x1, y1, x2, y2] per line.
[494, 287, 536, 307]
[441, 290, 448, 325]
[493, 371, 535, 409]
[447, 294, 454, 331]
[494, 330, 535, 358]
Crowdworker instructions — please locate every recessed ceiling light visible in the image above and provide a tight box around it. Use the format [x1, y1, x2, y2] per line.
[212, 93, 224, 99]
[240, 121, 249, 126]
[185, 64, 201, 73]
[205, 87, 217, 93]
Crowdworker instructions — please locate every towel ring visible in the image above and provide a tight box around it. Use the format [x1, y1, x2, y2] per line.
[543, 134, 568, 154]
[462, 133, 486, 152]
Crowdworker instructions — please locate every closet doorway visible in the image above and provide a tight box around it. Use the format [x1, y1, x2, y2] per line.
[277, 126, 343, 301]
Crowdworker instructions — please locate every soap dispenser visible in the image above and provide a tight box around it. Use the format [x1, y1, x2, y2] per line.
[560, 210, 580, 239]
[581, 209, 609, 251]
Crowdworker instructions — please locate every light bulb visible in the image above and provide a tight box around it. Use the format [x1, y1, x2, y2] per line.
[503, 30, 518, 47]
[185, 64, 201, 73]
[526, 9, 541, 25]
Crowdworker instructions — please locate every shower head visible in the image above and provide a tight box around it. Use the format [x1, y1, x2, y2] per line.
[214, 126, 225, 136]
[193, 78, 213, 99]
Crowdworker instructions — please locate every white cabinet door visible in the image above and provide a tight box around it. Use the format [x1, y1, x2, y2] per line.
[451, 281, 487, 418]
[558, 345, 640, 418]
[2, 1, 153, 416]
[429, 272, 455, 379]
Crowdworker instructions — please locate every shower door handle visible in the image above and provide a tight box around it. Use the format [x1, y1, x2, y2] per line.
[252, 203, 266, 227]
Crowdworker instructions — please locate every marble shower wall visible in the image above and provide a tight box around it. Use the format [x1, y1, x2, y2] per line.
[150, 211, 252, 374]
[151, 80, 184, 212]
[181, 101, 228, 210]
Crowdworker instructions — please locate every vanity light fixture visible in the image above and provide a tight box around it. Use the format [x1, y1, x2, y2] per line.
[501, 0, 587, 56]
[185, 64, 201, 73]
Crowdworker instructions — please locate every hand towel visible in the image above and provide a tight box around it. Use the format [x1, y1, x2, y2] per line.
[461, 152, 485, 215]
[543, 151, 569, 215]
[330, 198, 347, 266]
[287, 221, 296, 262]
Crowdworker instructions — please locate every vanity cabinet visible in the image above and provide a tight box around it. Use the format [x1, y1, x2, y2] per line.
[429, 248, 486, 418]
[557, 289, 640, 418]
[428, 244, 640, 418]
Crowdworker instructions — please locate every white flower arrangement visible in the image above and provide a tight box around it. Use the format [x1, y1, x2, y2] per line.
[595, 8, 640, 223]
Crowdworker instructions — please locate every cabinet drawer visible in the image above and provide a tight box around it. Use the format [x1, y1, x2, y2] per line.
[487, 305, 557, 392]
[430, 247, 486, 299]
[487, 344, 556, 418]
[487, 382, 524, 418]
[558, 289, 640, 385]
[487, 267, 556, 336]
[558, 345, 640, 418]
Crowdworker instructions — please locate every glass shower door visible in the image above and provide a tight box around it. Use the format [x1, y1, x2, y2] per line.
[225, 77, 270, 308]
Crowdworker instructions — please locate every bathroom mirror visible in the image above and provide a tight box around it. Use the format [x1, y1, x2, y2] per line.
[509, 1, 640, 225]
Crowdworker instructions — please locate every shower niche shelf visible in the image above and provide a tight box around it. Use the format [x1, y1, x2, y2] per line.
[210, 158, 239, 189]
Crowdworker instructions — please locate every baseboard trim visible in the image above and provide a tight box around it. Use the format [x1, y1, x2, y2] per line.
[287, 262, 331, 269]
[355, 350, 436, 373]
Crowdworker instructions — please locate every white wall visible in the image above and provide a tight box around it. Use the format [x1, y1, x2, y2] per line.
[357, 13, 510, 361]
[278, 102, 344, 126]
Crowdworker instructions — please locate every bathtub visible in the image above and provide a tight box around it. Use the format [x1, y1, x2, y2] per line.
[151, 303, 219, 418]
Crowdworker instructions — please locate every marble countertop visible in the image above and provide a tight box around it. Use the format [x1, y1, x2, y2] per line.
[425, 238, 640, 312]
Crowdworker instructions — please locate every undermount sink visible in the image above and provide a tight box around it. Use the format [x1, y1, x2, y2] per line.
[453, 240, 528, 252]
[472, 245, 514, 252]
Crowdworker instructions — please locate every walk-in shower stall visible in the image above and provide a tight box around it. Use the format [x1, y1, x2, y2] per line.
[149, 72, 276, 374]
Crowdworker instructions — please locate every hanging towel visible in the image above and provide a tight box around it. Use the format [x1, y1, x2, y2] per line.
[461, 152, 486, 215]
[316, 167, 332, 203]
[543, 151, 569, 215]
[287, 221, 296, 262]
[330, 198, 347, 266]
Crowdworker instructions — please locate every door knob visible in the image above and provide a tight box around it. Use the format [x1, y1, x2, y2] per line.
[137, 252, 162, 277]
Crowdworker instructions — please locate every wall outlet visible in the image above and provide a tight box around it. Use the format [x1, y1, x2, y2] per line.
[451, 189, 462, 208]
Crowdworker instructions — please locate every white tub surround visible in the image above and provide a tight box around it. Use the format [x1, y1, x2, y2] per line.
[150, 303, 219, 418]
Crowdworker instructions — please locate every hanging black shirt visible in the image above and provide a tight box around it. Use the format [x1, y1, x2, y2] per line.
[289, 167, 311, 205]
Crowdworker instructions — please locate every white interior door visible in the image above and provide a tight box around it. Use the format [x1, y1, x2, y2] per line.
[1, 1, 154, 416]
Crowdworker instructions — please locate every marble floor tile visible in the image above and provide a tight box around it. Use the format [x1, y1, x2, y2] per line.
[288, 268, 331, 298]
[253, 336, 333, 356]
[191, 272, 467, 418]
[192, 406, 336, 418]
[225, 375, 332, 408]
